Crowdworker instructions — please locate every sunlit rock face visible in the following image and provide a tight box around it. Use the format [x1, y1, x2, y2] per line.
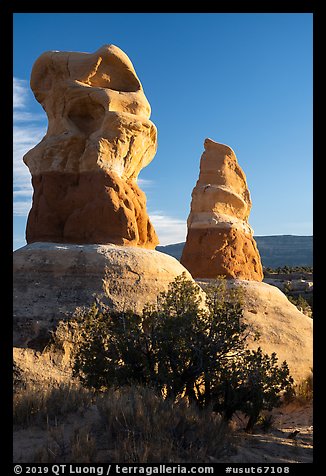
[13, 242, 198, 346]
[24, 45, 158, 248]
[181, 138, 263, 280]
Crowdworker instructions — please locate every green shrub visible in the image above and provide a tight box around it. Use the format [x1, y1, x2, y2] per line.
[212, 347, 294, 432]
[72, 274, 294, 431]
[285, 293, 313, 318]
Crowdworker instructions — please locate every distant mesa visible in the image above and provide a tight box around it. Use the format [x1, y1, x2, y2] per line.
[24, 44, 158, 248]
[157, 236, 313, 269]
[181, 138, 263, 281]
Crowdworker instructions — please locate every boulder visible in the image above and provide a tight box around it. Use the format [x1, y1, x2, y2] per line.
[181, 138, 263, 281]
[13, 242, 194, 347]
[198, 279, 313, 383]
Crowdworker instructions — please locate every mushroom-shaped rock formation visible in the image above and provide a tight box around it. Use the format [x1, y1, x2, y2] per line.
[24, 45, 158, 248]
[14, 45, 202, 344]
[181, 138, 263, 280]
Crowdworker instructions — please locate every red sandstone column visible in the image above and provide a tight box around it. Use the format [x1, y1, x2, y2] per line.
[181, 138, 263, 281]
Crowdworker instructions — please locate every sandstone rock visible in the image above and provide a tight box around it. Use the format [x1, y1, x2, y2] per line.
[13, 242, 195, 347]
[199, 279, 312, 383]
[181, 138, 263, 280]
[13, 347, 74, 387]
[23, 45, 158, 247]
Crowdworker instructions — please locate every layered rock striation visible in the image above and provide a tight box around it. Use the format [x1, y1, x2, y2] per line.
[24, 45, 158, 247]
[181, 138, 263, 280]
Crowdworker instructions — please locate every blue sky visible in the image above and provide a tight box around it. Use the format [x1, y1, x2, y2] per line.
[13, 13, 313, 250]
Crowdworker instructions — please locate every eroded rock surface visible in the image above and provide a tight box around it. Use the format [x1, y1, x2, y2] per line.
[24, 45, 158, 247]
[13, 242, 196, 347]
[181, 138, 263, 280]
[198, 279, 313, 383]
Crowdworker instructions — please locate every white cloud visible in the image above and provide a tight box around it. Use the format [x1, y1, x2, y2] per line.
[13, 189, 33, 198]
[13, 198, 33, 217]
[149, 212, 187, 245]
[14, 110, 45, 122]
[137, 177, 155, 189]
[13, 77, 46, 217]
[13, 78, 29, 110]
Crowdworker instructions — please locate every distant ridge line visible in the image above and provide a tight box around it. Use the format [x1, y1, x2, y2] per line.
[157, 235, 313, 268]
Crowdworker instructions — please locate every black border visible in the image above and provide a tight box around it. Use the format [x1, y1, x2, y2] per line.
[4, 2, 320, 474]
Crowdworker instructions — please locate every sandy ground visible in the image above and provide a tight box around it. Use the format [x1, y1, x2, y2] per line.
[218, 402, 313, 463]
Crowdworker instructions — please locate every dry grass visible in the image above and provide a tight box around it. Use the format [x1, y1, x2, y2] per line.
[13, 382, 94, 429]
[14, 384, 232, 463]
[293, 373, 313, 405]
[96, 386, 230, 462]
[30, 424, 98, 463]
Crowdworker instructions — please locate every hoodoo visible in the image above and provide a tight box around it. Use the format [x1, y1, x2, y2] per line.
[24, 45, 158, 248]
[13, 45, 196, 345]
[181, 138, 263, 281]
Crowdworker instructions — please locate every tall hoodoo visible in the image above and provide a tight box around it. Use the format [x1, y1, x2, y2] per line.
[181, 138, 263, 280]
[24, 45, 158, 248]
[14, 45, 199, 344]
